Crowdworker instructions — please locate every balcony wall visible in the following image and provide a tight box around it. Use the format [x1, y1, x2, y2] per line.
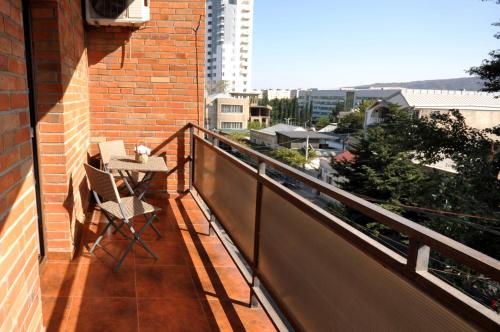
[29, 0, 90, 260]
[87, 0, 206, 194]
[0, 0, 43, 330]
[1, 0, 207, 330]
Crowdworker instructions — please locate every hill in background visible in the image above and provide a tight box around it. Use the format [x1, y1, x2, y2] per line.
[354, 77, 485, 91]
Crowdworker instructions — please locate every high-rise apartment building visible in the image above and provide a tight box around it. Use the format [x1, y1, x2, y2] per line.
[206, 0, 254, 93]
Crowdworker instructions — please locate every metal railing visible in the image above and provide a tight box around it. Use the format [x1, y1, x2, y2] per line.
[187, 123, 500, 331]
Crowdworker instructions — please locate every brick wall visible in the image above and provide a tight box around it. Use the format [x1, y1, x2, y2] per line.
[30, 0, 90, 259]
[88, 0, 205, 194]
[0, 0, 43, 330]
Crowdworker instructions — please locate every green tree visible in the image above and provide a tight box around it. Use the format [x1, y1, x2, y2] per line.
[248, 121, 265, 130]
[316, 116, 330, 130]
[333, 102, 345, 120]
[335, 111, 365, 133]
[271, 148, 307, 168]
[468, 1, 499, 92]
[334, 101, 376, 134]
[333, 108, 427, 207]
[332, 106, 500, 258]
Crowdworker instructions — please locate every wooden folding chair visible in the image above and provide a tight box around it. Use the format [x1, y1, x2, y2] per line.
[84, 163, 161, 272]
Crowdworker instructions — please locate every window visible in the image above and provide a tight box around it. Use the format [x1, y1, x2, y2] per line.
[221, 122, 243, 129]
[221, 104, 243, 113]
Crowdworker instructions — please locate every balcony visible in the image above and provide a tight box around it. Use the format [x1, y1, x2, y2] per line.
[40, 195, 275, 331]
[38, 124, 499, 331]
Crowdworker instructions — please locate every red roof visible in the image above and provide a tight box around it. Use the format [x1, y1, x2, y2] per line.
[334, 150, 355, 162]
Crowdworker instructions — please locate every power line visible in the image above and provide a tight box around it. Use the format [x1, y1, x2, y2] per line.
[357, 195, 500, 223]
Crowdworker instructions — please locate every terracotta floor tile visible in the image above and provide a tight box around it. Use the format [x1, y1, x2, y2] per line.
[134, 241, 187, 266]
[192, 266, 251, 303]
[184, 242, 234, 268]
[137, 298, 211, 332]
[73, 264, 136, 298]
[41, 297, 72, 332]
[40, 262, 80, 298]
[135, 265, 199, 299]
[179, 227, 220, 244]
[39, 196, 275, 332]
[65, 297, 138, 332]
[202, 299, 276, 332]
[75, 240, 135, 267]
[81, 221, 130, 243]
[133, 221, 183, 243]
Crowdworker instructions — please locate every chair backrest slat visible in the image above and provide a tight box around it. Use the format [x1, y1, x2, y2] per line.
[84, 164, 121, 203]
[98, 140, 126, 166]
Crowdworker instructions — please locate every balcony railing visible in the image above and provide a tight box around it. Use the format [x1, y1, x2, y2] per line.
[187, 123, 500, 331]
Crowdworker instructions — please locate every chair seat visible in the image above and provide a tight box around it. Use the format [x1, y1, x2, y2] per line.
[99, 197, 160, 219]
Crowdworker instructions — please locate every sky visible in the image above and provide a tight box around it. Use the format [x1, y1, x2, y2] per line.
[251, 0, 499, 89]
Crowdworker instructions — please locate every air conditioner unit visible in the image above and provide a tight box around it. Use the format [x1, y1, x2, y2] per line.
[86, 0, 150, 26]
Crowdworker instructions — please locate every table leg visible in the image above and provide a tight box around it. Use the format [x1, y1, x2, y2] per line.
[138, 172, 156, 200]
[118, 170, 136, 196]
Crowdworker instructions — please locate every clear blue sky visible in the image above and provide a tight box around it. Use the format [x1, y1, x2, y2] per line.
[251, 0, 499, 89]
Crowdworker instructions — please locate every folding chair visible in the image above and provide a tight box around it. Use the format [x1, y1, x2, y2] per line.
[98, 140, 145, 183]
[84, 163, 161, 272]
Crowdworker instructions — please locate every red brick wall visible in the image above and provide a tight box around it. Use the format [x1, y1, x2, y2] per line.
[0, 0, 44, 330]
[88, 0, 205, 194]
[30, 0, 90, 259]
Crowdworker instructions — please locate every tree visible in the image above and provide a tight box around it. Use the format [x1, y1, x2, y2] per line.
[335, 111, 365, 133]
[468, 1, 499, 92]
[333, 108, 427, 207]
[333, 102, 345, 120]
[271, 148, 307, 168]
[316, 116, 330, 130]
[248, 121, 265, 130]
[334, 100, 377, 134]
[331, 106, 500, 258]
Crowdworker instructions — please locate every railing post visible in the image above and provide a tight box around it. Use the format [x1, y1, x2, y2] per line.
[189, 125, 194, 191]
[407, 238, 430, 272]
[250, 160, 266, 308]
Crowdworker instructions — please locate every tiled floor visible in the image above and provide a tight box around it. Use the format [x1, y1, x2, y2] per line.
[40, 194, 276, 332]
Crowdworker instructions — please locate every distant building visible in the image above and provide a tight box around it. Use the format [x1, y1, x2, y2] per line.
[206, 92, 271, 130]
[387, 89, 500, 130]
[250, 124, 305, 147]
[318, 123, 338, 134]
[262, 89, 292, 100]
[250, 105, 272, 127]
[275, 131, 334, 149]
[206, 94, 250, 130]
[309, 88, 402, 121]
[365, 89, 500, 130]
[206, 0, 254, 93]
[230, 91, 260, 104]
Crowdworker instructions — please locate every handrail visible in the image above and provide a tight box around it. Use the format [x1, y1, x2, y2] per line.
[188, 123, 500, 281]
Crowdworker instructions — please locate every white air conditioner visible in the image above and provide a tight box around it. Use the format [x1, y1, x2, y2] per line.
[86, 0, 150, 26]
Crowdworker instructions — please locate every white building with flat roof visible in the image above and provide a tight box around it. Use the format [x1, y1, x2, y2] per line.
[365, 89, 500, 130]
[262, 89, 293, 100]
[310, 88, 402, 121]
[206, 0, 254, 93]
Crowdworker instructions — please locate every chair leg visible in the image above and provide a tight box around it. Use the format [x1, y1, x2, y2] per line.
[89, 222, 112, 254]
[113, 215, 159, 272]
[143, 213, 162, 238]
[113, 239, 135, 273]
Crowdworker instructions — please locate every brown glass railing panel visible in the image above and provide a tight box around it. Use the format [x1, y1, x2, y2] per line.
[258, 182, 477, 331]
[193, 135, 257, 263]
[188, 124, 499, 331]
